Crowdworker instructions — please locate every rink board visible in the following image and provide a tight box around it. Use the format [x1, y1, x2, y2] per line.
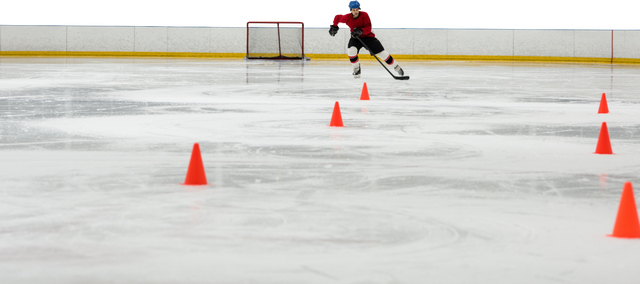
[1, 26, 640, 63]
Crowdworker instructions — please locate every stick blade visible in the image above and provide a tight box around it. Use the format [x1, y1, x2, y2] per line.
[395, 76, 410, 80]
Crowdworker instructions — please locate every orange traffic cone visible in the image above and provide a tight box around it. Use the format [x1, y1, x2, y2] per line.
[329, 101, 343, 127]
[183, 143, 208, 185]
[609, 182, 640, 238]
[360, 82, 370, 100]
[595, 122, 613, 154]
[598, 93, 609, 114]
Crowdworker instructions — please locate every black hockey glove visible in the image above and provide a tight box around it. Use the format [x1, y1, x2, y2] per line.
[329, 25, 339, 36]
[351, 28, 363, 37]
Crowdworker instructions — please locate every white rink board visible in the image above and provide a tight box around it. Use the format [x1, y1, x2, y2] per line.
[1, 25, 639, 60]
[0, 26, 67, 51]
[135, 27, 168, 52]
[613, 30, 640, 59]
[447, 29, 513, 56]
[67, 26, 135, 52]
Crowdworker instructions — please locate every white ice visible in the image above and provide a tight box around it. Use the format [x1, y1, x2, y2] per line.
[1, 57, 640, 283]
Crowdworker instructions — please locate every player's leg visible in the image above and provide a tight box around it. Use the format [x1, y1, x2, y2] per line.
[347, 38, 363, 78]
[364, 38, 404, 75]
[348, 46, 361, 78]
[377, 50, 404, 75]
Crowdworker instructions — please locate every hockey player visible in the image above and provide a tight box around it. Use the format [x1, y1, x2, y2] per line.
[329, 0, 404, 78]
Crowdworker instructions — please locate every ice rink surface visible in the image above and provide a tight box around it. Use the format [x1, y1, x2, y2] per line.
[1, 57, 640, 283]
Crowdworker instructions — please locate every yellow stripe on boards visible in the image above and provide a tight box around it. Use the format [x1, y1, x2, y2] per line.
[0, 51, 247, 58]
[2, 51, 640, 64]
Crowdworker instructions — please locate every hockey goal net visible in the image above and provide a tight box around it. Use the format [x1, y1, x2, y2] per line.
[246, 22, 309, 60]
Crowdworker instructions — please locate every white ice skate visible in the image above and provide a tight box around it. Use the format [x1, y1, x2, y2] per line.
[394, 65, 404, 76]
[353, 65, 361, 78]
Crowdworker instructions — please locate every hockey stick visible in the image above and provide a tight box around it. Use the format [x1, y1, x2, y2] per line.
[354, 36, 410, 80]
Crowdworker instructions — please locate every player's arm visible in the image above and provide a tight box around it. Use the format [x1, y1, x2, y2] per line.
[329, 14, 349, 36]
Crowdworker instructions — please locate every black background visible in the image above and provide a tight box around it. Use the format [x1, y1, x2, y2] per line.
[0, 0, 640, 27]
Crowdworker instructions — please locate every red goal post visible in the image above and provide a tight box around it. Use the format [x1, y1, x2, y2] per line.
[245, 21, 309, 60]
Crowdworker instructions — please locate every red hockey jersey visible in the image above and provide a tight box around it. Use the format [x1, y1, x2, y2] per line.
[332, 11, 375, 38]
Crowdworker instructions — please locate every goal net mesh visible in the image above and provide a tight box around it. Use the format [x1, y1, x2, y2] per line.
[246, 22, 305, 60]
